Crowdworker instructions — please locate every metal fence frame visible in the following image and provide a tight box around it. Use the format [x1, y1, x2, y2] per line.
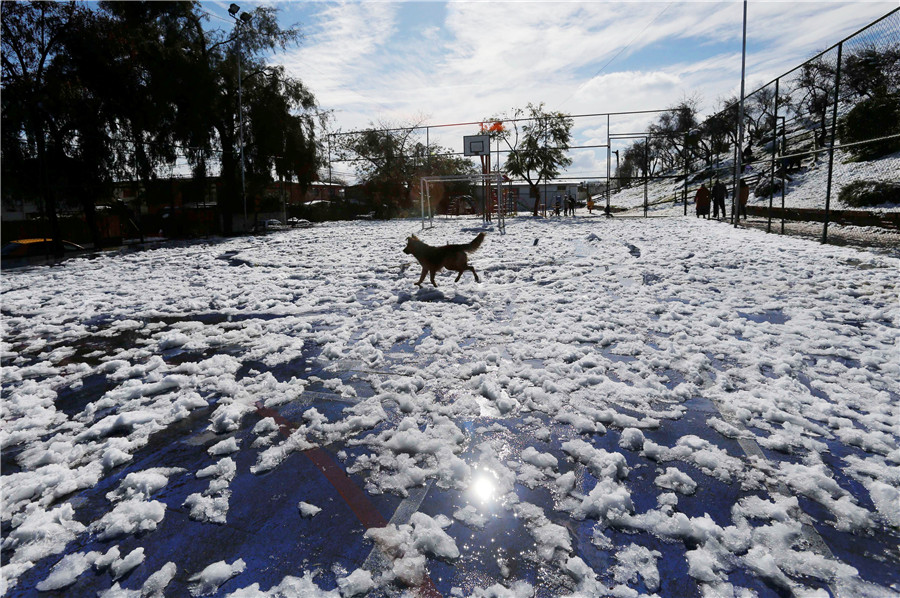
[326, 9, 899, 243]
[680, 8, 900, 243]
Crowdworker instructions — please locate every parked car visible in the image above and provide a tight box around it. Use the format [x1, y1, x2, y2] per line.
[253, 219, 286, 233]
[1, 238, 86, 268]
[287, 218, 312, 228]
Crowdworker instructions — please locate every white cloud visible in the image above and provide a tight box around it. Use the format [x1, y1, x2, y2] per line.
[272, 0, 896, 178]
[280, 1, 400, 116]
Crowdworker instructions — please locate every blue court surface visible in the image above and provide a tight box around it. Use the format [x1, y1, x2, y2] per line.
[1, 217, 898, 597]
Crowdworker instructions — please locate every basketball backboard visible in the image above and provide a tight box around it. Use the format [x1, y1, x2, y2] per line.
[463, 135, 491, 156]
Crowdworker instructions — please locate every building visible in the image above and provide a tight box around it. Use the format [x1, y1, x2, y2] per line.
[1, 176, 348, 242]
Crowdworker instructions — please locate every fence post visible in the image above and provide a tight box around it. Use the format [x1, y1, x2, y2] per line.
[733, 0, 748, 228]
[780, 115, 786, 234]
[822, 42, 843, 244]
[683, 143, 688, 217]
[730, 143, 738, 224]
[643, 139, 649, 218]
[768, 78, 779, 234]
[606, 114, 611, 215]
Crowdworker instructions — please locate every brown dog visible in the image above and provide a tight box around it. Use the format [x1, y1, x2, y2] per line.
[402, 232, 485, 287]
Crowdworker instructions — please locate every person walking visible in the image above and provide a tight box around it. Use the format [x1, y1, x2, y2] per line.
[694, 183, 710, 219]
[567, 194, 576, 217]
[712, 179, 727, 219]
[587, 196, 594, 214]
[738, 179, 750, 220]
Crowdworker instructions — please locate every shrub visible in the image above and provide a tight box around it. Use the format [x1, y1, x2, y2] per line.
[754, 175, 784, 198]
[838, 93, 900, 160]
[838, 180, 900, 207]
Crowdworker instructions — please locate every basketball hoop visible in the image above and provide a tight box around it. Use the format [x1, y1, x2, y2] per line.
[480, 121, 505, 135]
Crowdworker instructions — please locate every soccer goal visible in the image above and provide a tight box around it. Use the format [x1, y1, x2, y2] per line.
[418, 135, 509, 233]
[419, 172, 510, 233]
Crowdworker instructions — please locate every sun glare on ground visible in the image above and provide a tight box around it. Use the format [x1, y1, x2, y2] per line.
[470, 471, 497, 503]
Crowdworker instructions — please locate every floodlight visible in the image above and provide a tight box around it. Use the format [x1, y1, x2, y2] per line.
[240, 12, 252, 23]
[228, 4, 240, 17]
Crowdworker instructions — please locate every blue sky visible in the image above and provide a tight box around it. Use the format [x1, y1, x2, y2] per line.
[203, 1, 897, 180]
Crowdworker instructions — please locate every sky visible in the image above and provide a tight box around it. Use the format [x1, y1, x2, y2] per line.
[203, 1, 897, 180]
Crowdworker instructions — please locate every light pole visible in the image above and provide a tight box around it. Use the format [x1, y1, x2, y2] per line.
[732, 0, 748, 227]
[684, 128, 699, 216]
[228, 4, 252, 231]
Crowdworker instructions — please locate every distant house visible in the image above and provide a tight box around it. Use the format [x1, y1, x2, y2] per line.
[2, 176, 348, 242]
[112, 177, 346, 216]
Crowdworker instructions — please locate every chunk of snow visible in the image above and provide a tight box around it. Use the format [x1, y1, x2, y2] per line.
[337, 568, 375, 597]
[189, 558, 246, 597]
[208, 437, 241, 455]
[655, 467, 698, 495]
[298, 502, 322, 518]
[36, 551, 99, 591]
[90, 500, 166, 539]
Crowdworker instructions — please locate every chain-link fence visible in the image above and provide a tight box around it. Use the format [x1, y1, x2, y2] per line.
[681, 8, 900, 245]
[325, 9, 899, 246]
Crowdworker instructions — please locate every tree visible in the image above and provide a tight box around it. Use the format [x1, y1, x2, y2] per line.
[745, 86, 778, 143]
[837, 43, 900, 160]
[2, 1, 83, 254]
[490, 103, 573, 217]
[92, 1, 218, 240]
[623, 140, 651, 180]
[647, 98, 700, 174]
[244, 65, 320, 218]
[838, 93, 900, 159]
[335, 119, 424, 216]
[335, 120, 478, 218]
[2, 1, 323, 243]
[793, 55, 836, 147]
[203, 5, 322, 232]
[841, 44, 900, 101]
[702, 96, 740, 157]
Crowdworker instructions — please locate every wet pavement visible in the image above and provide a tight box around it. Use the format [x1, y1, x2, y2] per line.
[4, 307, 898, 598]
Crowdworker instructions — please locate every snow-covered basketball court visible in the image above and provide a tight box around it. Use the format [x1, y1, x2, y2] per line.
[2, 216, 898, 597]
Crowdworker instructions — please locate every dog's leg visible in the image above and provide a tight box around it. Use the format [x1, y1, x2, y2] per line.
[416, 267, 427, 287]
[430, 269, 438, 287]
[469, 266, 479, 282]
[454, 270, 463, 282]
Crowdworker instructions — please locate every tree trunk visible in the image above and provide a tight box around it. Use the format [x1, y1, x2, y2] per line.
[218, 126, 237, 235]
[39, 139, 64, 256]
[81, 195, 103, 249]
[526, 180, 541, 217]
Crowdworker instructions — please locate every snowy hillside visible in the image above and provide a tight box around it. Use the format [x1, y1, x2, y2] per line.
[609, 149, 900, 216]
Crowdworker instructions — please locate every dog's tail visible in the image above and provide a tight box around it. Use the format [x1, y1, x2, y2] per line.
[463, 232, 485, 253]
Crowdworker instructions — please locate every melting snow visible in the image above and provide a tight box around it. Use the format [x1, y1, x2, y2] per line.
[1, 216, 898, 596]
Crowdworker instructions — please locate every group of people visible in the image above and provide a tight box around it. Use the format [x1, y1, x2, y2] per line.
[694, 179, 749, 220]
[554, 194, 577, 217]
